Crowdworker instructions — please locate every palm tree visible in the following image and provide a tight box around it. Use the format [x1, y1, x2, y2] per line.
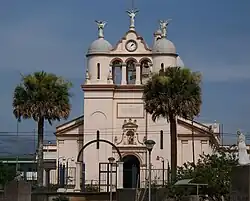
[13, 71, 72, 187]
[143, 66, 202, 182]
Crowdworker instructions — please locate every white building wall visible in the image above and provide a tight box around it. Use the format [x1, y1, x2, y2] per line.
[87, 55, 111, 84]
[83, 91, 114, 183]
[152, 55, 177, 73]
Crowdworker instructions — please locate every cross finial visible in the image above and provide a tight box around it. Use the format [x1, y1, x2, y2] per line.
[131, 0, 135, 9]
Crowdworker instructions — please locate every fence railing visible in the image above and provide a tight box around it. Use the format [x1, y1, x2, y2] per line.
[20, 166, 169, 192]
[140, 168, 170, 188]
[22, 166, 76, 188]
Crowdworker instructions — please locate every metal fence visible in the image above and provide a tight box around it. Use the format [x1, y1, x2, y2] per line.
[140, 168, 170, 188]
[85, 167, 170, 192]
[21, 166, 76, 188]
[19, 166, 169, 192]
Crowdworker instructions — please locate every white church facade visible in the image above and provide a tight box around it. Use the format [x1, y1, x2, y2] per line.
[54, 9, 220, 191]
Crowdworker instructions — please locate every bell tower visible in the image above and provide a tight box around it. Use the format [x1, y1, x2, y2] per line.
[85, 20, 112, 85]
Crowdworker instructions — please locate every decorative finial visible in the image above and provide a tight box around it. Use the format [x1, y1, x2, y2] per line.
[95, 20, 107, 38]
[159, 19, 172, 38]
[126, 9, 139, 30]
[85, 70, 90, 84]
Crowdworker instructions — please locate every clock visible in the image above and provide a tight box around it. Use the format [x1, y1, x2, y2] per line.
[126, 40, 137, 52]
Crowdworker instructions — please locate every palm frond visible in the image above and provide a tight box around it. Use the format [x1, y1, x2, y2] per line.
[142, 66, 202, 121]
[13, 71, 72, 124]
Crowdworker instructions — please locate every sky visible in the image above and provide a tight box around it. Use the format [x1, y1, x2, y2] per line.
[0, 0, 250, 154]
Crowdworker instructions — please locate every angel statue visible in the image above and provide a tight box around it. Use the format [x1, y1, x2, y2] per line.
[237, 130, 250, 165]
[95, 20, 107, 38]
[126, 9, 139, 28]
[159, 19, 172, 37]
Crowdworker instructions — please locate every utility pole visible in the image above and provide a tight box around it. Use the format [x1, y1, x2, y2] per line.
[15, 121, 19, 174]
[191, 119, 195, 164]
[221, 123, 224, 146]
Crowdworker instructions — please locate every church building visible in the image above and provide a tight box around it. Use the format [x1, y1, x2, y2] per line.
[55, 9, 220, 191]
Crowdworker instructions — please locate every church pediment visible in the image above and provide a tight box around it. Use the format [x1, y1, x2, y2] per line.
[55, 115, 84, 136]
[111, 30, 151, 54]
[177, 118, 220, 146]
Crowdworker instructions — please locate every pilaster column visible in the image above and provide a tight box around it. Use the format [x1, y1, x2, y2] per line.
[121, 63, 127, 85]
[45, 169, 50, 187]
[117, 161, 124, 189]
[135, 63, 141, 85]
[74, 162, 81, 192]
[108, 65, 113, 84]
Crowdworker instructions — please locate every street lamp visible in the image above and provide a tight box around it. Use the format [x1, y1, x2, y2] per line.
[145, 140, 156, 201]
[108, 157, 115, 201]
[156, 156, 170, 186]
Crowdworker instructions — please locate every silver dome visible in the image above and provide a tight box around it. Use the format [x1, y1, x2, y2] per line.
[152, 38, 176, 54]
[87, 38, 112, 55]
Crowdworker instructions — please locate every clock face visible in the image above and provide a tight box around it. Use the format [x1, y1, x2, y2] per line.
[126, 40, 137, 52]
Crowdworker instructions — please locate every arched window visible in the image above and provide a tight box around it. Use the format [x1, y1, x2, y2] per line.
[126, 60, 136, 84]
[97, 63, 100, 79]
[140, 59, 151, 83]
[112, 60, 122, 84]
[160, 63, 165, 74]
[161, 63, 164, 70]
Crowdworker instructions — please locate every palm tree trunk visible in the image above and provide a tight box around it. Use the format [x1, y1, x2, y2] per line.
[37, 117, 44, 187]
[169, 114, 177, 182]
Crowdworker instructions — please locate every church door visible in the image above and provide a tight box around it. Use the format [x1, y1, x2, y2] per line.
[122, 155, 140, 188]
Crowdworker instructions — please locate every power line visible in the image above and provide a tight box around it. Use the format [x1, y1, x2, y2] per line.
[5, 118, 230, 133]
[0, 131, 241, 137]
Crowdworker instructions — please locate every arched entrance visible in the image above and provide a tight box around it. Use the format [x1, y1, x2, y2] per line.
[122, 155, 140, 188]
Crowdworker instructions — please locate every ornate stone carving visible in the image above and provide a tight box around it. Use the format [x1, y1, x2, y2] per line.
[107, 66, 113, 84]
[159, 19, 171, 38]
[114, 118, 145, 146]
[85, 70, 90, 84]
[126, 9, 139, 29]
[237, 130, 250, 165]
[95, 20, 106, 38]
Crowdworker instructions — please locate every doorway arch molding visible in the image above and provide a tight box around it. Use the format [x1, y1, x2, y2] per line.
[77, 139, 122, 162]
[121, 153, 143, 165]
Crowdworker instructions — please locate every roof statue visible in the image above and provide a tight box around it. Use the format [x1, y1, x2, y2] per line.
[126, 9, 139, 29]
[237, 130, 250, 165]
[159, 19, 172, 38]
[95, 20, 107, 38]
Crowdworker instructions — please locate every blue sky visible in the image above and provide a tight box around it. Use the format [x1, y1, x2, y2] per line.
[0, 0, 249, 154]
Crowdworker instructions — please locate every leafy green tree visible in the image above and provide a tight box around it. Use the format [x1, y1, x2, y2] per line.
[143, 67, 202, 181]
[0, 162, 16, 187]
[13, 71, 72, 187]
[174, 151, 237, 201]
